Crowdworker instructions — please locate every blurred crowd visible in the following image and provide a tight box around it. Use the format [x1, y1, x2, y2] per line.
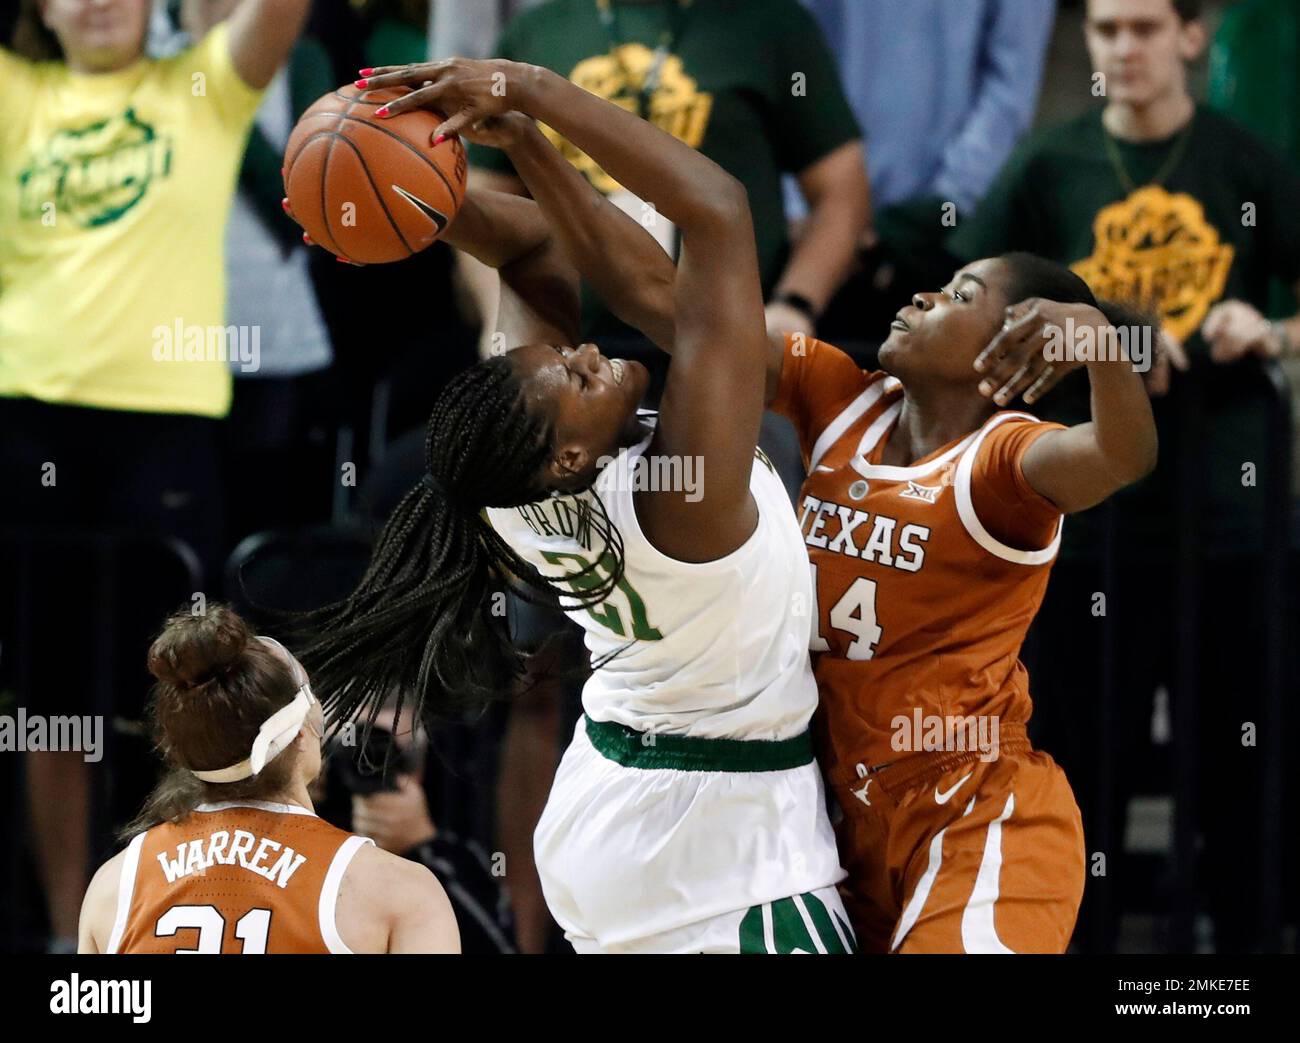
[1, 0, 1297, 954]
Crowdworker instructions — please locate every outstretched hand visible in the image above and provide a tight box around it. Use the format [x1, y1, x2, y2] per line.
[973, 299, 1095, 406]
[357, 58, 532, 143]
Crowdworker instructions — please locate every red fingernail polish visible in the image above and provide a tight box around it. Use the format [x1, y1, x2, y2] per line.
[302, 232, 313, 245]
[432, 134, 446, 146]
[354, 78, 369, 88]
[359, 68, 374, 77]
[281, 197, 291, 212]
[374, 105, 390, 118]
[335, 256, 351, 264]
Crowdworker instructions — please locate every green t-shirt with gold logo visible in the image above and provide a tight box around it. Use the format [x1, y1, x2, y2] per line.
[0, 23, 264, 418]
[470, 0, 860, 339]
[950, 105, 1300, 548]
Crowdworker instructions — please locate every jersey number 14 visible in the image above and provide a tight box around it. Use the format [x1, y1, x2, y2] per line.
[809, 564, 883, 659]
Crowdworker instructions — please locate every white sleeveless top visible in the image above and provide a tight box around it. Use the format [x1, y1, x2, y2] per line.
[487, 423, 819, 742]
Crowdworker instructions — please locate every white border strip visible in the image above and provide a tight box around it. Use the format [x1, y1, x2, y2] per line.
[105, 832, 146, 954]
[954, 413, 1062, 565]
[808, 380, 889, 472]
[319, 835, 374, 954]
[960, 793, 1018, 953]
[891, 826, 947, 951]
[851, 410, 981, 481]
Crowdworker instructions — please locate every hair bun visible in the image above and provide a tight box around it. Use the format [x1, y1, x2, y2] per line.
[147, 605, 252, 689]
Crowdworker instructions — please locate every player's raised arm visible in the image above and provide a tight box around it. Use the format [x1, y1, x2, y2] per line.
[438, 188, 581, 349]
[494, 115, 677, 354]
[367, 58, 769, 560]
[975, 299, 1159, 513]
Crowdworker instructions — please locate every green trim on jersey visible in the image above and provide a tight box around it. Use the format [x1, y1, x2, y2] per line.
[584, 715, 813, 772]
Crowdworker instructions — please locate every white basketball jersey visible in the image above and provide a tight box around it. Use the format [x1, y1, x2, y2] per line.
[487, 425, 819, 741]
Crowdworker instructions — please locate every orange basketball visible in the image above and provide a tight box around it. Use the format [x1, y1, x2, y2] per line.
[283, 85, 467, 265]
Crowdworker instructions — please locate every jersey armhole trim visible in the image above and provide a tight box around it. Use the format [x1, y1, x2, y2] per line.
[319, 835, 374, 954]
[954, 413, 1062, 566]
[105, 832, 147, 954]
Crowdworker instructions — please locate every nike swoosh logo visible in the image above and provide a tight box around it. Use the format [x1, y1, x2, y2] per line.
[934, 770, 974, 805]
[391, 184, 449, 233]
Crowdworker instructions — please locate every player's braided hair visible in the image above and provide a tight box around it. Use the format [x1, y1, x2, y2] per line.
[300, 355, 624, 734]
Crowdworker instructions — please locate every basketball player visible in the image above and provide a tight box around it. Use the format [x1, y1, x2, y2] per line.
[300, 59, 853, 954]
[357, 65, 1158, 952]
[772, 257, 1158, 953]
[78, 605, 459, 953]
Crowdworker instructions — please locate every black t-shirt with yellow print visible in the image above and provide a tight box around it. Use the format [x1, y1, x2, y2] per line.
[470, 0, 860, 340]
[951, 105, 1300, 549]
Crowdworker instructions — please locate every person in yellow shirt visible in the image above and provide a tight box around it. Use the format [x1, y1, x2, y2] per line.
[0, 0, 310, 952]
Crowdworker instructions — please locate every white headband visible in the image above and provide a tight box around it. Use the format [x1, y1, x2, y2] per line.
[190, 636, 317, 784]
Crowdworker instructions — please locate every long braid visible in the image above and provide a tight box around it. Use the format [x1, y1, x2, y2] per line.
[299, 356, 626, 733]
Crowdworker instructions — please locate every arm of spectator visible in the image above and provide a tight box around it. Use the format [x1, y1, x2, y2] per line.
[767, 1, 869, 336]
[226, 0, 311, 90]
[930, 0, 1057, 214]
[771, 140, 872, 336]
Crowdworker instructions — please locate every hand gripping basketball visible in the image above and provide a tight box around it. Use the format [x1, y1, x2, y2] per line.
[358, 58, 531, 143]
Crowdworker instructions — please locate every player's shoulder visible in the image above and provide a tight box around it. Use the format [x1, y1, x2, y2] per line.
[344, 841, 447, 908]
[79, 842, 135, 952]
[971, 410, 1064, 472]
[340, 841, 458, 951]
[1194, 104, 1298, 173]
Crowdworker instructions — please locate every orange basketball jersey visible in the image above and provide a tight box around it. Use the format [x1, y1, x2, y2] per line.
[108, 800, 372, 954]
[773, 335, 1066, 780]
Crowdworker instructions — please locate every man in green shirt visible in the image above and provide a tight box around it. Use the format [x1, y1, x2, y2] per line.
[461, 0, 869, 347]
[950, 0, 1300, 952]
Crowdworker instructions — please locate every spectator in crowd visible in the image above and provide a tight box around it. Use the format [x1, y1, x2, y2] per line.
[427, 0, 542, 62]
[1209, 0, 1300, 339]
[180, 0, 338, 540]
[949, 0, 1300, 951]
[315, 0, 478, 464]
[0, 0, 310, 952]
[344, 702, 517, 954]
[458, 0, 870, 351]
[792, 0, 1057, 340]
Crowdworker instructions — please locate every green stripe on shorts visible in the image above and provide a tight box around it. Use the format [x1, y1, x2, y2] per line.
[739, 891, 855, 954]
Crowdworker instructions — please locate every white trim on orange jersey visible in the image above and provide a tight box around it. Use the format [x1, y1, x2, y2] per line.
[808, 377, 894, 472]
[319, 834, 374, 954]
[105, 832, 146, 954]
[954, 412, 1062, 565]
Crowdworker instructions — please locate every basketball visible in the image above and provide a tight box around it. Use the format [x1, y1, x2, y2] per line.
[282, 85, 467, 265]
